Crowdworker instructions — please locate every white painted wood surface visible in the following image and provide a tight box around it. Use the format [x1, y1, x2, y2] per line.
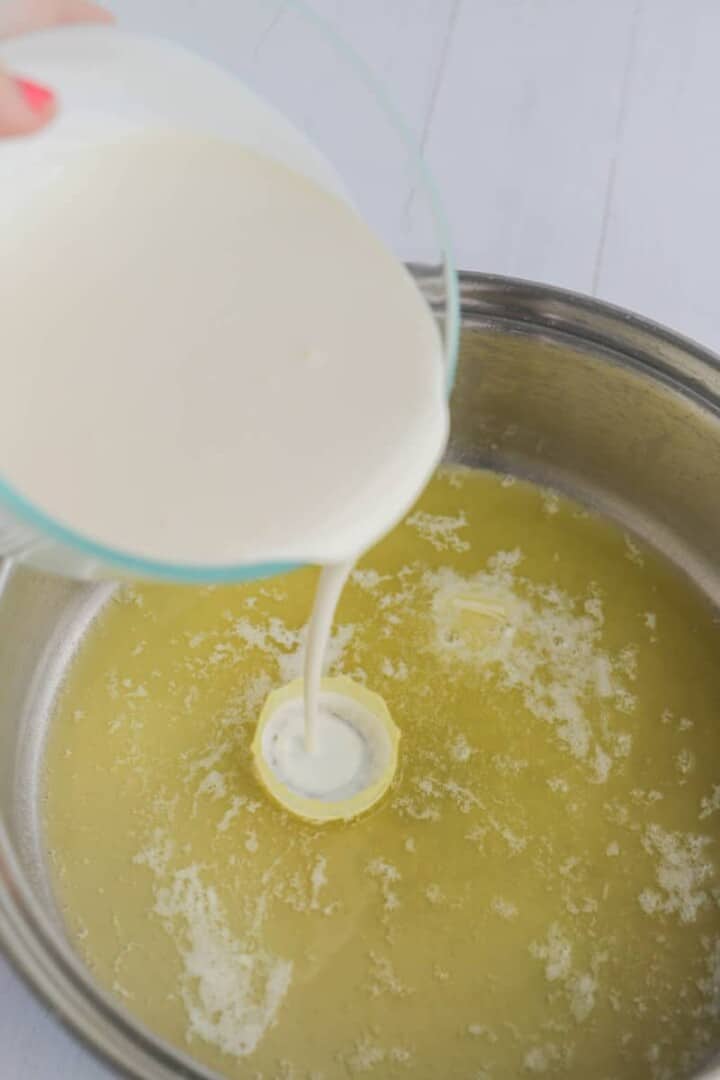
[0, 0, 718, 1076]
[595, 0, 720, 349]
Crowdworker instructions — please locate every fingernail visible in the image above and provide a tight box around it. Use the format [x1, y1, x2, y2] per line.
[13, 77, 55, 114]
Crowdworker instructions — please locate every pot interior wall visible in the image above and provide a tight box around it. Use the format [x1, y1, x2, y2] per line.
[449, 320, 720, 607]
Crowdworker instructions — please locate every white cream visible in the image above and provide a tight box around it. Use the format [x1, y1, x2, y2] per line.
[0, 131, 447, 568]
[303, 563, 354, 753]
[260, 691, 392, 803]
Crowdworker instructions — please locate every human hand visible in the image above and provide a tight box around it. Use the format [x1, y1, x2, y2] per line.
[0, 0, 113, 136]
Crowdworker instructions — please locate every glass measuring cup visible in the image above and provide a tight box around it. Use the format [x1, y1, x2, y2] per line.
[0, 1, 458, 583]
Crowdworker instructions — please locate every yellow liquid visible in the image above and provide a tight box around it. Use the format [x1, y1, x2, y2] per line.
[44, 469, 720, 1078]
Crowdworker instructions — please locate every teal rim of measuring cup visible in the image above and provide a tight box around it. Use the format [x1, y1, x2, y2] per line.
[0, 5, 459, 585]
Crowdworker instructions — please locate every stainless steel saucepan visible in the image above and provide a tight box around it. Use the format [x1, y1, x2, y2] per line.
[1, 270, 718, 1078]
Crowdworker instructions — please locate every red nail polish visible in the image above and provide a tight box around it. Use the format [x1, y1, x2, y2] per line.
[13, 77, 55, 113]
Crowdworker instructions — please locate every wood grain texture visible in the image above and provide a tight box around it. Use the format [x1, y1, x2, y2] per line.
[420, 0, 638, 290]
[113, 0, 453, 137]
[112, 0, 458, 252]
[593, 0, 720, 349]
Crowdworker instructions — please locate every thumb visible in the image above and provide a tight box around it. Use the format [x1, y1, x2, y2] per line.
[0, 70, 55, 136]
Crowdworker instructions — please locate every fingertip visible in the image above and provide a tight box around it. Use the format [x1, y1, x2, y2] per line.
[14, 76, 56, 112]
[62, 1, 115, 26]
[0, 75, 57, 137]
[88, 4, 115, 24]
[55, 0, 116, 27]
[0, 0, 115, 40]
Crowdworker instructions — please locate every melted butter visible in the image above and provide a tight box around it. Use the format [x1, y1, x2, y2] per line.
[43, 468, 720, 1078]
